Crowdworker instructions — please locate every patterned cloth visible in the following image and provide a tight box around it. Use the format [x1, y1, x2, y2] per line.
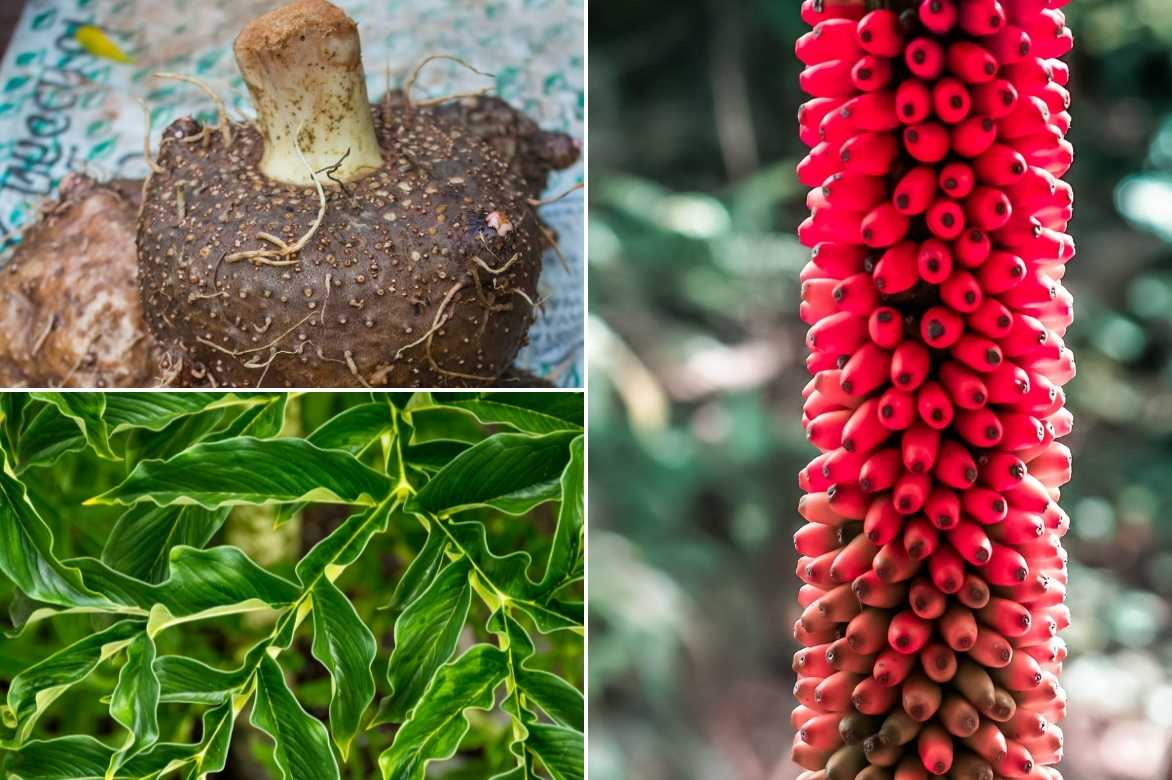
[0, 0, 584, 385]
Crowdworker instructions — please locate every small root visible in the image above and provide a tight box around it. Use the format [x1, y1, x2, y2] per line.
[536, 220, 571, 274]
[153, 72, 232, 146]
[196, 273, 332, 361]
[174, 180, 187, 224]
[226, 126, 329, 264]
[316, 148, 352, 195]
[404, 54, 495, 108]
[344, 350, 371, 388]
[471, 252, 521, 276]
[137, 98, 165, 175]
[31, 314, 56, 356]
[528, 182, 583, 208]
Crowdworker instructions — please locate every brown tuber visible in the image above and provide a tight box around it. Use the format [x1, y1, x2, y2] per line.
[137, 0, 578, 387]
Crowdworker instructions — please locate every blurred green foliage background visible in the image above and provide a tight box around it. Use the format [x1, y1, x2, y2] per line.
[588, 1, 1172, 778]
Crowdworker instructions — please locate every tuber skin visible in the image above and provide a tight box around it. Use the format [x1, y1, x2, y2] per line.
[137, 0, 579, 388]
[0, 174, 157, 388]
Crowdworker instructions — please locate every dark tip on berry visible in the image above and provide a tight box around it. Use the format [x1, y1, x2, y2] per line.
[974, 392, 986, 404]
[982, 118, 994, 130]
[986, 349, 1001, 365]
[874, 277, 886, 291]
[859, 68, 872, 80]
[860, 478, 873, 491]
[913, 50, 926, 64]
[985, 425, 999, 440]
[908, 129, 920, 142]
[898, 372, 911, 385]
[965, 467, 978, 482]
[928, 321, 945, 340]
[834, 287, 845, 301]
[881, 405, 893, 419]
[1010, 464, 1025, 478]
[896, 194, 909, 209]
[998, 315, 1011, 327]
[991, 14, 1002, 27]
[1011, 265, 1025, 278]
[837, 355, 849, 368]
[993, 499, 1006, 512]
[863, 228, 873, 240]
[995, 203, 1007, 215]
[841, 379, 854, 394]
[898, 496, 913, 510]
[931, 409, 944, 422]
[902, 103, 915, 117]
[841, 149, 851, 162]
[842, 439, 855, 453]
[951, 96, 963, 109]
[927, 259, 939, 272]
[984, 63, 996, 76]
[965, 292, 976, 304]
[970, 230, 982, 241]
[878, 310, 893, 322]
[944, 178, 956, 190]
[911, 461, 924, 473]
[861, 30, 872, 42]
[1020, 42, 1030, 55]
[942, 213, 955, 227]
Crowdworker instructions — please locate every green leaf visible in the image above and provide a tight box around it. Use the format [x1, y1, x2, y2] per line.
[407, 431, 577, 516]
[13, 404, 85, 470]
[3, 735, 111, 779]
[405, 406, 488, 445]
[88, 437, 392, 509]
[108, 633, 161, 774]
[101, 505, 230, 583]
[29, 392, 116, 460]
[449, 396, 584, 434]
[155, 655, 246, 704]
[0, 461, 116, 611]
[309, 579, 376, 759]
[383, 559, 472, 723]
[307, 402, 393, 454]
[126, 408, 228, 464]
[542, 436, 584, 590]
[102, 393, 254, 432]
[5, 619, 143, 739]
[516, 668, 584, 732]
[380, 528, 446, 615]
[378, 644, 508, 780]
[295, 501, 394, 585]
[250, 655, 340, 780]
[526, 724, 584, 780]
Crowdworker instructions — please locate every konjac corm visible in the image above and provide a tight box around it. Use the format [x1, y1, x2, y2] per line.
[793, 1, 1073, 778]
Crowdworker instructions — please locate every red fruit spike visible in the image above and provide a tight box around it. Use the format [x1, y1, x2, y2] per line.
[967, 298, 1014, 340]
[920, 306, 964, 349]
[807, 408, 851, 451]
[831, 533, 880, 583]
[857, 9, 905, 58]
[877, 387, 918, 432]
[986, 543, 1031, 586]
[815, 670, 866, 711]
[970, 627, 1014, 669]
[934, 439, 978, 490]
[938, 161, 976, 198]
[847, 608, 893, 655]
[891, 340, 932, 391]
[904, 516, 940, 560]
[949, 519, 993, 565]
[980, 596, 1033, 638]
[979, 452, 1027, 491]
[873, 240, 920, 294]
[932, 77, 971, 124]
[986, 25, 1032, 64]
[796, 19, 863, 66]
[1000, 412, 1047, 451]
[852, 675, 901, 715]
[941, 270, 984, 313]
[916, 238, 953, 285]
[852, 54, 893, 92]
[862, 203, 911, 247]
[972, 79, 1020, 120]
[889, 609, 932, 654]
[963, 485, 1010, 525]
[853, 568, 909, 608]
[859, 447, 902, 492]
[869, 306, 905, 349]
[958, 573, 991, 609]
[840, 132, 900, 176]
[822, 173, 887, 211]
[939, 602, 978, 649]
[925, 198, 966, 240]
[845, 91, 902, 132]
[954, 228, 992, 267]
[813, 242, 868, 276]
[896, 79, 932, 125]
[909, 578, 948, 619]
[800, 60, 859, 98]
[952, 115, 1000, 158]
[955, 407, 1004, 450]
[902, 422, 941, 474]
[833, 272, 881, 316]
[841, 343, 893, 398]
[998, 96, 1051, 140]
[840, 397, 888, 453]
[801, 0, 866, 25]
[951, 334, 1003, 374]
[917, 380, 955, 430]
[965, 186, 1014, 231]
[948, 41, 1000, 84]
[906, 37, 946, 80]
[940, 361, 989, 409]
[874, 646, 918, 686]
[798, 712, 846, 750]
[918, 0, 957, 35]
[918, 723, 955, 775]
[873, 538, 922, 583]
[894, 166, 938, 215]
[893, 470, 931, 514]
[904, 122, 951, 163]
[808, 311, 868, 354]
[958, 0, 1006, 37]
[795, 522, 842, 556]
